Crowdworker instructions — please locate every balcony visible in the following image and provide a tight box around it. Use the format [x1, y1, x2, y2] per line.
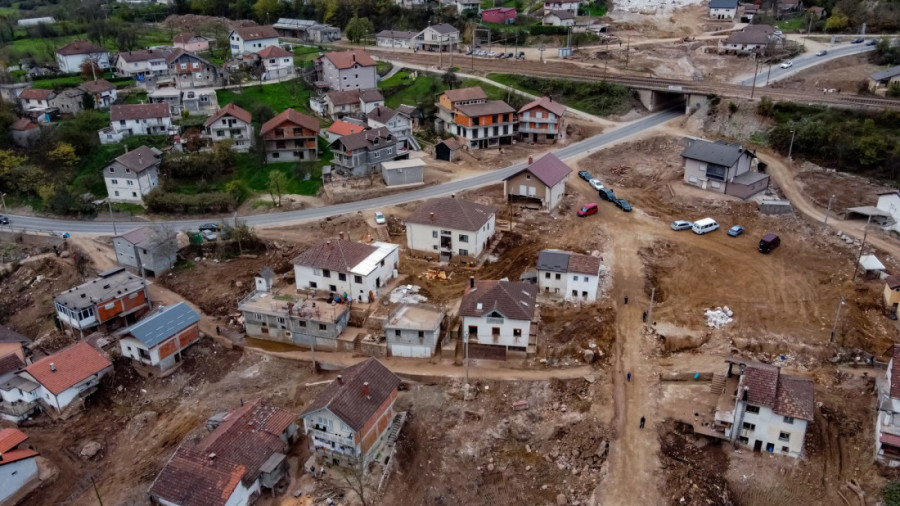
[0, 400, 38, 418]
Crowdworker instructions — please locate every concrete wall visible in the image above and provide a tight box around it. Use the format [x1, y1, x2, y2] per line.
[406, 217, 496, 258]
[243, 308, 349, 348]
[547, 180, 566, 211]
[383, 166, 423, 186]
[0, 457, 39, 503]
[538, 269, 568, 295]
[385, 326, 440, 357]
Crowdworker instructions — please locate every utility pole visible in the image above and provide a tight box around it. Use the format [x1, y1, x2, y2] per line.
[448, 33, 453, 69]
[830, 296, 845, 343]
[646, 287, 656, 331]
[107, 198, 118, 235]
[91, 477, 104, 506]
[439, 36, 443, 68]
[851, 214, 873, 281]
[787, 129, 796, 160]
[750, 56, 760, 99]
[464, 329, 469, 386]
[0, 192, 6, 212]
[823, 194, 835, 227]
[539, 44, 546, 63]
[471, 26, 475, 72]
[625, 35, 630, 69]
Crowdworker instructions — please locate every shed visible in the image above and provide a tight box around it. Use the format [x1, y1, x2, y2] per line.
[435, 138, 461, 162]
[382, 158, 425, 186]
[860, 255, 886, 279]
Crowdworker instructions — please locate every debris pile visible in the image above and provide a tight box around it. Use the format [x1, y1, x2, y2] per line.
[389, 284, 428, 304]
[424, 269, 451, 281]
[704, 306, 733, 329]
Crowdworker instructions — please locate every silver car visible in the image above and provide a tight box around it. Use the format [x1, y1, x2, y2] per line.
[671, 220, 693, 231]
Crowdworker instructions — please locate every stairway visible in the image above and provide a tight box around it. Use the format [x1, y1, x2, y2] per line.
[710, 373, 726, 395]
[386, 412, 407, 445]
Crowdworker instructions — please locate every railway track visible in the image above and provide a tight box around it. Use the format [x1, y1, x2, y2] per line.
[369, 49, 900, 111]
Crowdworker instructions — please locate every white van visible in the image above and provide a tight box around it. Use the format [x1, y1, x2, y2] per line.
[692, 218, 719, 235]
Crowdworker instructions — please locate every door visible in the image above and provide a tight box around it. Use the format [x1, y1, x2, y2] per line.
[753, 440, 762, 452]
[519, 184, 527, 195]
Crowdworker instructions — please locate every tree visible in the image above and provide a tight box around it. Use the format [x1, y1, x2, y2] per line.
[48, 143, 79, 172]
[346, 16, 374, 45]
[888, 82, 900, 98]
[0, 150, 27, 185]
[340, 458, 370, 506]
[885, 481, 900, 506]
[442, 69, 459, 89]
[212, 140, 237, 170]
[757, 96, 775, 117]
[253, 0, 279, 23]
[146, 225, 179, 269]
[223, 219, 260, 254]
[225, 179, 251, 204]
[267, 170, 288, 207]
[81, 92, 96, 110]
[825, 8, 848, 32]
[80, 60, 103, 81]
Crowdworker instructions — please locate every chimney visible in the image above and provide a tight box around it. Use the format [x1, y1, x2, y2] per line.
[469, 276, 475, 289]
[429, 212, 434, 223]
[363, 382, 370, 398]
[528, 156, 533, 164]
[50, 363, 56, 372]
[337, 375, 343, 385]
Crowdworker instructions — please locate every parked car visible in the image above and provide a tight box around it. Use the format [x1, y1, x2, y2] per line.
[488, 51, 497, 57]
[202, 230, 217, 241]
[516, 51, 525, 59]
[780, 61, 793, 69]
[671, 220, 693, 231]
[851, 37, 864, 44]
[199, 223, 221, 232]
[758, 233, 781, 254]
[866, 39, 877, 46]
[589, 179, 605, 191]
[727, 225, 745, 237]
[374, 211, 386, 225]
[598, 188, 617, 202]
[578, 170, 594, 182]
[505, 52, 514, 58]
[0, 215, 8, 225]
[816, 49, 828, 56]
[466, 49, 473, 55]
[57, 232, 70, 238]
[615, 199, 632, 212]
[692, 217, 719, 235]
[577, 203, 599, 217]
[773, 29, 783, 36]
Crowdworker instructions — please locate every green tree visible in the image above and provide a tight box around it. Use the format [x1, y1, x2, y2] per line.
[213, 140, 237, 170]
[888, 82, 900, 98]
[81, 92, 96, 110]
[0, 150, 27, 184]
[225, 179, 251, 204]
[48, 143, 79, 171]
[825, 8, 848, 32]
[442, 69, 459, 89]
[267, 170, 288, 207]
[253, 0, 279, 23]
[757, 96, 775, 117]
[345, 16, 375, 45]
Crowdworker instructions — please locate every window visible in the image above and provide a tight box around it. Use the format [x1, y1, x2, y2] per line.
[459, 249, 468, 256]
[354, 275, 362, 283]
[114, 191, 120, 196]
[309, 281, 318, 288]
[513, 328, 522, 337]
[319, 323, 327, 330]
[742, 422, 755, 431]
[459, 234, 469, 243]
[706, 163, 727, 181]
[277, 317, 285, 324]
[180, 63, 187, 70]
[111, 179, 118, 184]
[255, 313, 263, 320]
[555, 273, 561, 280]
[395, 330, 401, 336]
[418, 330, 424, 338]
[544, 272, 550, 278]
[745, 405, 760, 414]
[432, 231, 438, 238]
[272, 152, 280, 158]
[127, 180, 134, 186]
[132, 192, 137, 197]
[329, 285, 337, 292]
[783, 416, 794, 424]
[765, 442, 775, 452]
[338, 273, 347, 281]
[492, 327, 500, 337]
[781, 446, 790, 453]
[322, 269, 331, 278]
[778, 432, 790, 442]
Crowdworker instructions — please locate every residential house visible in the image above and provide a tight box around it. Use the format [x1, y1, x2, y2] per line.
[870, 66, 900, 94]
[17, 16, 55, 26]
[451, 100, 516, 149]
[228, 25, 280, 56]
[385, 304, 445, 357]
[324, 88, 384, 119]
[78, 79, 117, 109]
[518, 96, 566, 143]
[149, 86, 218, 116]
[149, 398, 299, 506]
[56, 40, 110, 73]
[104, 145, 162, 205]
[434, 138, 461, 162]
[238, 290, 350, 349]
[405, 197, 497, 262]
[166, 49, 222, 89]
[172, 32, 210, 52]
[0, 325, 29, 362]
[536, 249, 603, 301]
[367, 105, 419, 151]
[273, 18, 340, 43]
[292, 237, 400, 300]
[119, 302, 201, 373]
[543, 10, 576, 26]
[376, 30, 417, 49]
[323, 120, 366, 144]
[382, 158, 425, 186]
[681, 138, 768, 198]
[544, 0, 580, 14]
[114, 48, 172, 84]
[112, 226, 177, 275]
[51, 87, 85, 115]
[709, 0, 738, 19]
[396, 0, 426, 6]
[0, 429, 39, 503]
[100, 103, 173, 144]
[884, 275, 900, 318]
[436, 86, 488, 126]
[203, 103, 253, 152]
[721, 24, 775, 53]
[257, 45, 296, 81]
[9, 118, 40, 148]
[503, 153, 572, 212]
[54, 267, 150, 333]
[316, 50, 378, 91]
[699, 358, 814, 459]
[330, 126, 403, 176]
[807, 5, 826, 18]
[260, 108, 319, 163]
[876, 345, 900, 465]
[460, 279, 538, 358]
[447, 0, 481, 13]
[878, 191, 900, 233]
[0, 354, 32, 422]
[413, 24, 460, 52]
[18, 88, 55, 112]
[300, 358, 402, 468]
[482, 7, 517, 24]
[15, 341, 113, 415]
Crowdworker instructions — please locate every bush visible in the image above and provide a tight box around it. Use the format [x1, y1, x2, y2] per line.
[885, 481, 900, 506]
[144, 188, 235, 214]
[757, 96, 774, 117]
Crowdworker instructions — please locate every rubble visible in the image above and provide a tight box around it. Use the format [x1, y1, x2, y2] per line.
[704, 306, 733, 329]
[389, 284, 428, 303]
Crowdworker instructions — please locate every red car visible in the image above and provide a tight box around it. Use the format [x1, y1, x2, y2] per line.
[577, 203, 598, 217]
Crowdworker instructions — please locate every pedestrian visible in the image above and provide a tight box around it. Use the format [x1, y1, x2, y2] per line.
[627, 372, 631, 382]
[640, 416, 646, 429]
[642, 311, 647, 323]
[624, 295, 629, 305]
[216, 326, 220, 335]
[320, 466, 325, 479]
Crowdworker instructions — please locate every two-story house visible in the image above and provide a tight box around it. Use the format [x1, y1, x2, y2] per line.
[112, 226, 177, 276]
[544, 0, 580, 14]
[239, 290, 350, 350]
[709, 0, 738, 19]
[877, 345, 900, 465]
[54, 267, 150, 334]
[323, 120, 366, 143]
[367, 105, 420, 151]
[228, 25, 280, 56]
[705, 358, 814, 459]
[100, 103, 173, 144]
[78, 79, 117, 109]
[18, 88, 55, 113]
[504, 153, 572, 212]
[119, 302, 201, 373]
[51, 87, 86, 115]
[316, 50, 377, 91]
[292, 237, 400, 300]
[0, 428, 39, 503]
[385, 304, 445, 357]
[720, 24, 775, 54]
[260, 108, 319, 162]
[203, 103, 253, 152]
[376, 29, 417, 49]
[518, 96, 566, 144]
[113, 48, 172, 83]
[300, 358, 402, 468]
[329, 127, 402, 176]
[56, 40, 110, 74]
[166, 49, 222, 89]
[172, 32, 211, 52]
[413, 23, 460, 52]
[14, 341, 113, 415]
[446, 0, 482, 13]
[256, 45, 296, 81]
[324, 88, 384, 120]
[405, 197, 497, 262]
[435, 86, 488, 126]
[680, 138, 768, 198]
[460, 279, 538, 359]
[104, 145, 162, 205]
[536, 249, 602, 301]
[542, 10, 575, 26]
[452, 100, 516, 149]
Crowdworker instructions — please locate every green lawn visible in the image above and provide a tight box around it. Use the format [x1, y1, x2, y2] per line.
[487, 73, 633, 116]
[31, 76, 84, 89]
[217, 80, 312, 115]
[579, 3, 608, 16]
[776, 17, 807, 31]
[382, 72, 446, 109]
[233, 139, 331, 196]
[123, 91, 149, 104]
[379, 71, 412, 89]
[72, 135, 169, 196]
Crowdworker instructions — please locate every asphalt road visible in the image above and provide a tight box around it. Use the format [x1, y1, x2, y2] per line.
[3, 107, 684, 237]
[734, 41, 877, 87]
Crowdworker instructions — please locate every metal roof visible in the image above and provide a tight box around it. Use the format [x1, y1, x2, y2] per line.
[124, 302, 200, 348]
[680, 139, 750, 167]
[537, 250, 570, 273]
[859, 254, 886, 272]
[871, 65, 900, 82]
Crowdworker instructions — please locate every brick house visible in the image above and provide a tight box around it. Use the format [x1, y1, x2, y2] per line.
[54, 267, 150, 334]
[260, 108, 319, 163]
[119, 302, 201, 373]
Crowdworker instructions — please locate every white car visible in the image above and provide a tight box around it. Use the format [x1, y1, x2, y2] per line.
[780, 61, 793, 69]
[589, 179, 605, 191]
[374, 211, 386, 225]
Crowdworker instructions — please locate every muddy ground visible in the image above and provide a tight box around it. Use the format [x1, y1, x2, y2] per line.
[770, 52, 881, 95]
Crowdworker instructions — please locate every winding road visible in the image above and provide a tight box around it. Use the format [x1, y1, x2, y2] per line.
[734, 40, 877, 86]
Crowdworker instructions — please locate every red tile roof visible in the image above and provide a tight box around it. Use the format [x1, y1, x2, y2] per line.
[0, 428, 38, 467]
[740, 362, 780, 408]
[19, 88, 54, 101]
[519, 96, 566, 117]
[326, 121, 366, 136]
[443, 87, 488, 103]
[57, 40, 107, 56]
[0, 353, 25, 377]
[405, 197, 497, 231]
[322, 50, 376, 69]
[301, 358, 401, 431]
[887, 275, 900, 290]
[79, 79, 115, 94]
[149, 447, 246, 506]
[566, 253, 602, 275]
[23, 342, 112, 395]
[882, 432, 900, 448]
[110, 103, 171, 122]
[116, 48, 171, 63]
[773, 374, 814, 421]
[260, 108, 319, 136]
[257, 45, 292, 59]
[292, 238, 377, 272]
[233, 25, 279, 41]
[173, 32, 203, 44]
[10, 118, 38, 131]
[459, 280, 537, 321]
[506, 152, 572, 188]
[203, 103, 252, 128]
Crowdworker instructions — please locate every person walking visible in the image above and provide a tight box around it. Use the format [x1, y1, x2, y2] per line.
[627, 372, 631, 382]
[216, 326, 220, 335]
[624, 295, 629, 305]
[640, 416, 646, 429]
[642, 311, 647, 323]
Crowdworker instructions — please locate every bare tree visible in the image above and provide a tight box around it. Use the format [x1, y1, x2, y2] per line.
[145, 225, 179, 275]
[340, 458, 370, 506]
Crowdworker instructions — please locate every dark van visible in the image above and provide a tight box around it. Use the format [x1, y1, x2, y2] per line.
[758, 234, 780, 254]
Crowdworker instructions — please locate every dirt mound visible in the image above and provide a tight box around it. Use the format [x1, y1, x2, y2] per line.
[0, 256, 82, 339]
[541, 304, 616, 361]
[658, 419, 736, 505]
[163, 14, 256, 33]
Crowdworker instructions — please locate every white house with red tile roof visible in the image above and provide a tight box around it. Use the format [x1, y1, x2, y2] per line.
[228, 25, 280, 56]
[292, 237, 399, 301]
[536, 249, 603, 301]
[18, 88, 55, 112]
[56, 40, 110, 73]
[323, 120, 366, 143]
[316, 50, 377, 91]
[203, 103, 253, 151]
[503, 153, 572, 212]
[404, 197, 497, 261]
[257, 45, 296, 81]
[100, 103, 173, 144]
[459, 279, 538, 358]
[0, 428, 40, 503]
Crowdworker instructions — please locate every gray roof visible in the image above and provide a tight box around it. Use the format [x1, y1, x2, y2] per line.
[428, 23, 459, 35]
[680, 139, 750, 167]
[55, 267, 146, 311]
[709, 0, 738, 8]
[455, 100, 516, 117]
[537, 250, 570, 273]
[0, 375, 39, 393]
[0, 324, 30, 344]
[332, 126, 396, 152]
[405, 197, 497, 231]
[871, 65, 900, 82]
[124, 302, 200, 348]
[546, 9, 575, 20]
[114, 146, 162, 172]
[377, 30, 417, 40]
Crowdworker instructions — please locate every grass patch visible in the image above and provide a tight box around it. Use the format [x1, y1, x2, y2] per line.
[124, 91, 148, 104]
[217, 79, 312, 115]
[173, 259, 195, 271]
[776, 17, 806, 31]
[110, 202, 145, 215]
[232, 138, 330, 196]
[382, 72, 445, 109]
[31, 75, 84, 89]
[379, 71, 412, 89]
[487, 73, 633, 116]
[579, 2, 608, 16]
[252, 199, 276, 210]
[72, 135, 169, 196]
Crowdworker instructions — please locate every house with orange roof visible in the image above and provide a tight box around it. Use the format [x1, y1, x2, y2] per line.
[56, 40, 109, 73]
[172, 32, 211, 52]
[316, 50, 377, 91]
[10, 118, 40, 148]
[323, 120, 366, 143]
[260, 108, 319, 162]
[0, 428, 40, 503]
[18, 88, 55, 113]
[203, 103, 253, 151]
